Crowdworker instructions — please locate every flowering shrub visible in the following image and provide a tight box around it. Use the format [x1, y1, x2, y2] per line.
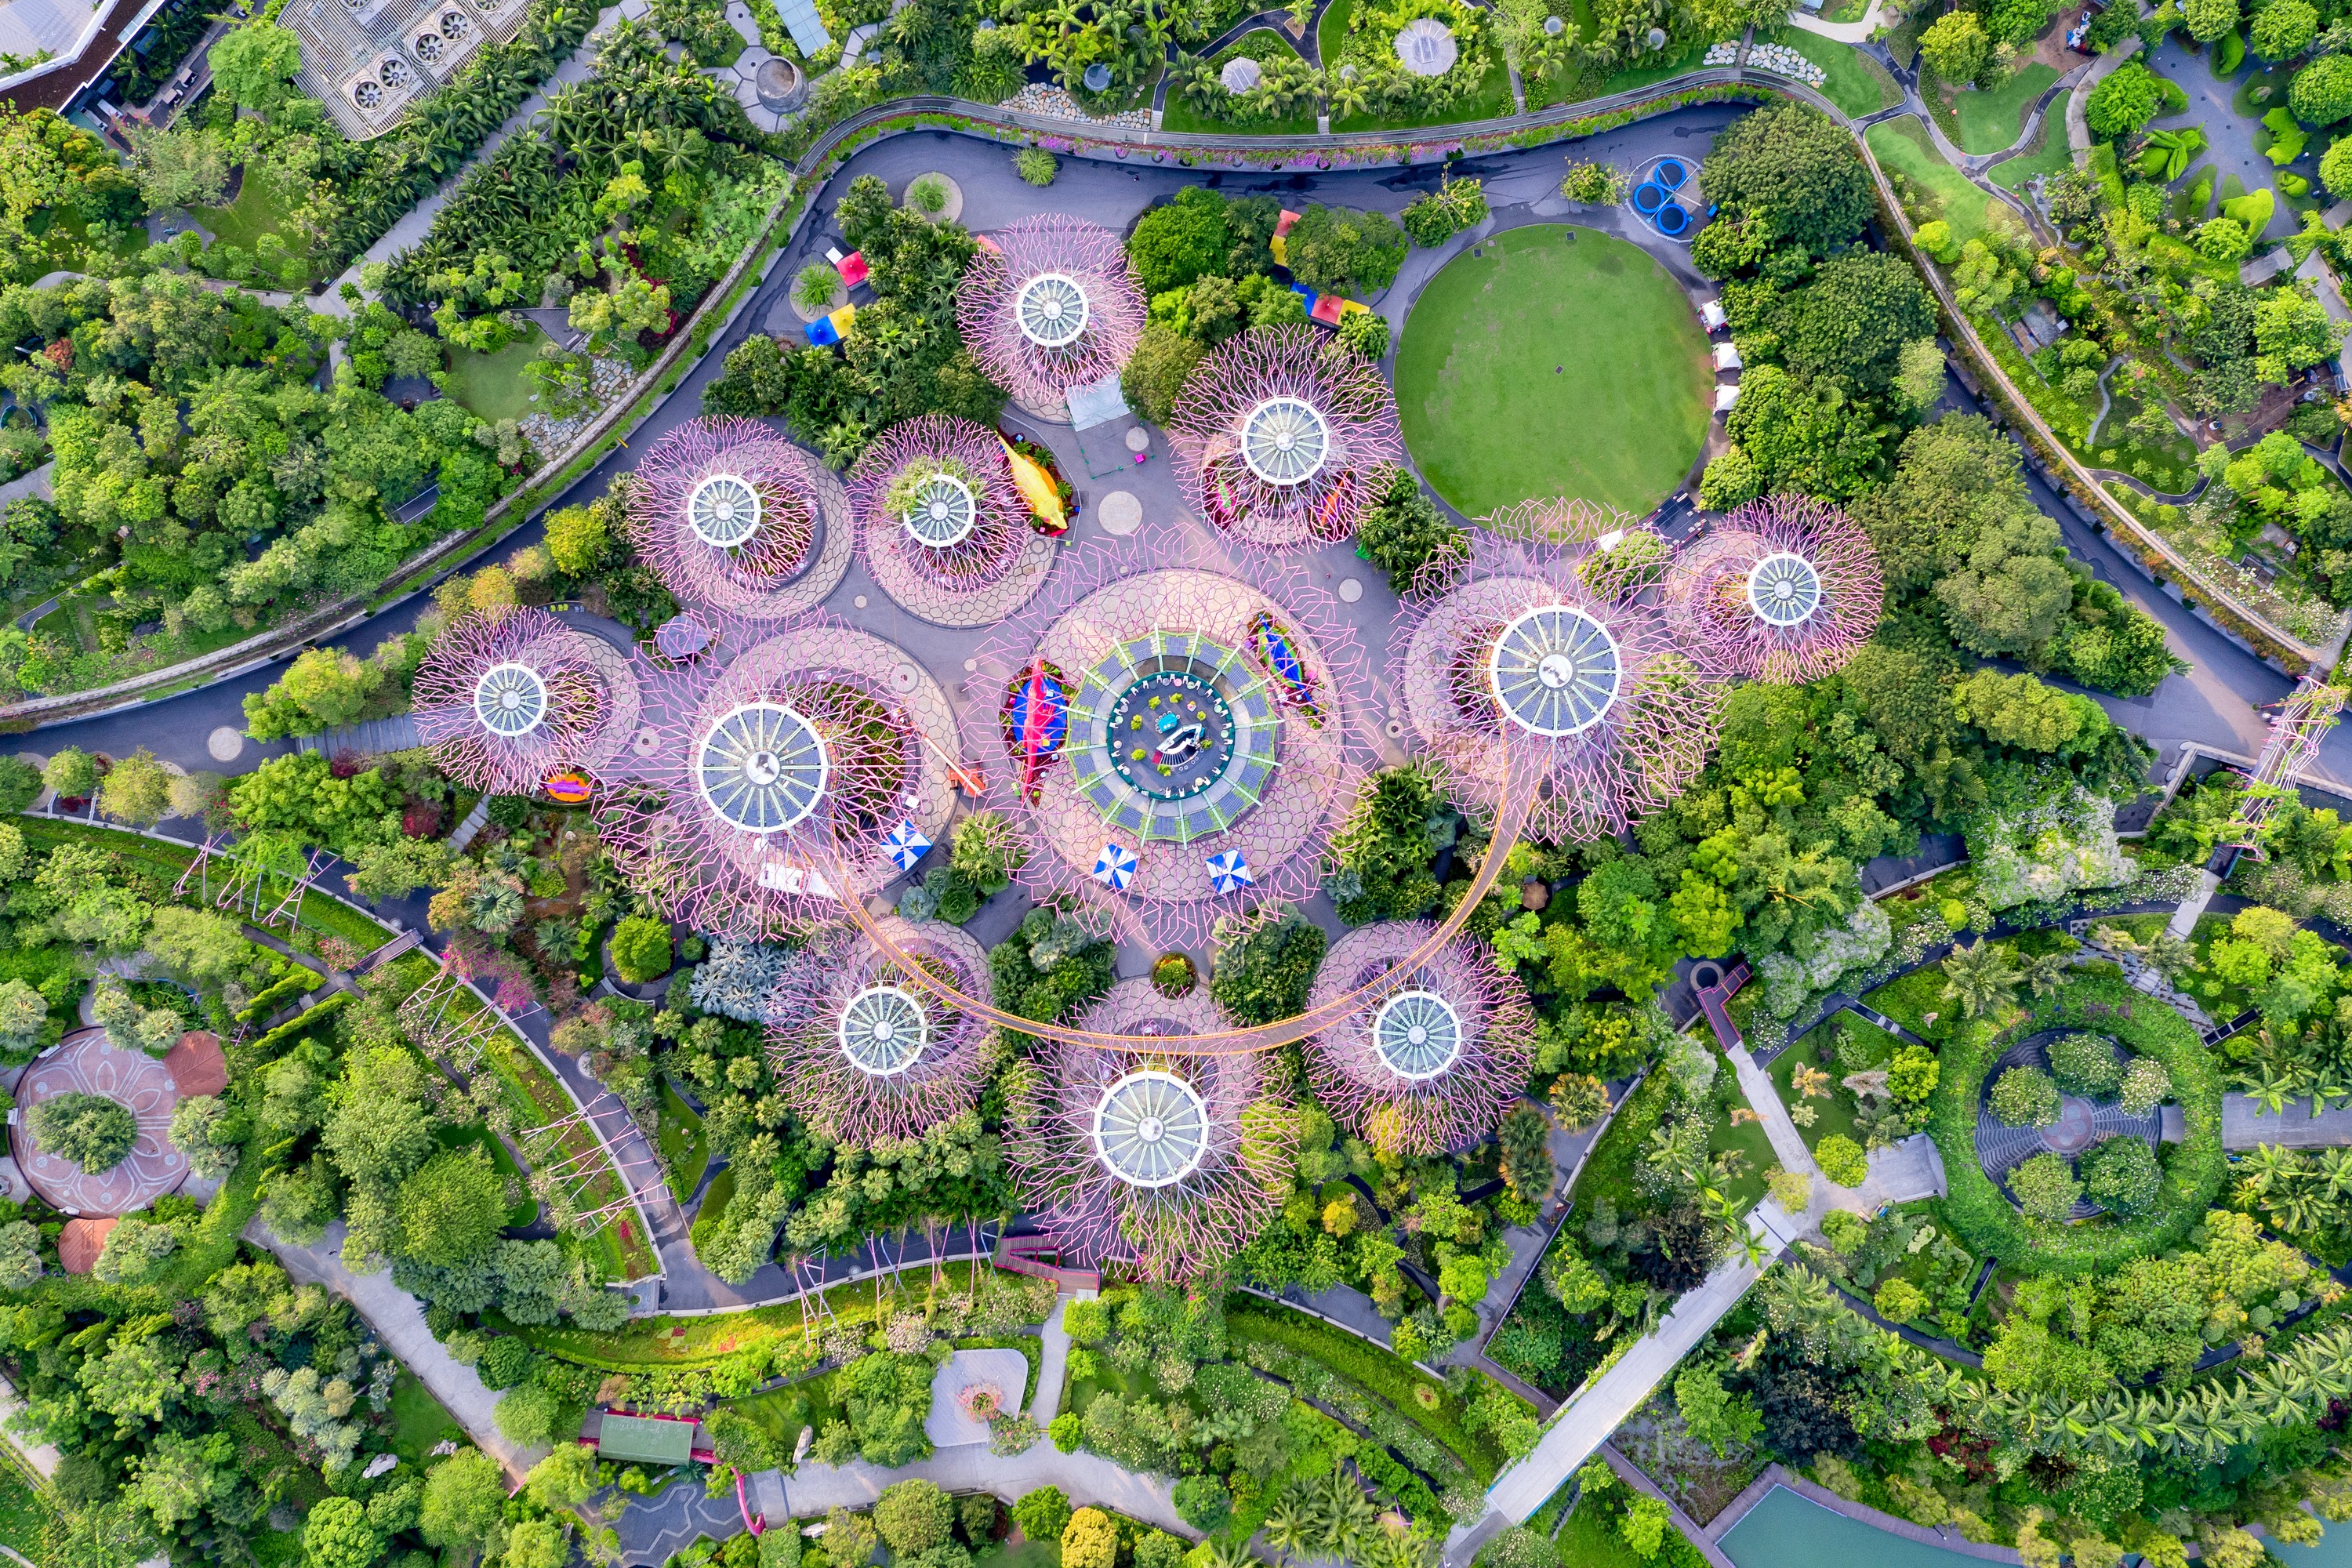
[1968, 787, 2129, 909]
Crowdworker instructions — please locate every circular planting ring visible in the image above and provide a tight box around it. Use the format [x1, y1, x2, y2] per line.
[10, 1028, 189, 1216]
[1973, 1031, 2164, 1222]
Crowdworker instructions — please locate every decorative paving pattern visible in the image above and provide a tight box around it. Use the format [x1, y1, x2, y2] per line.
[848, 414, 1061, 628]
[162, 1032, 227, 1098]
[960, 539, 1368, 948]
[601, 617, 961, 940]
[1303, 920, 1534, 1156]
[1973, 1030, 2160, 1221]
[10, 1029, 188, 1216]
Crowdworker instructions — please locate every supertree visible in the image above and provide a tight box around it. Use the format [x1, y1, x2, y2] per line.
[1167, 325, 1403, 552]
[1302, 921, 1534, 1157]
[1395, 525, 1730, 844]
[596, 613, 962, 940]
[1008, 978, 1293, 1281]
[960, 533, 1367, 950]
[621, 416, 851, 620]
[1662, 492, 1883, 684]
[412, 605, 643, 793]
[848, 414, 1058, 627]
[956, 216, 1146, 416]
[764, 917, 993, 1143]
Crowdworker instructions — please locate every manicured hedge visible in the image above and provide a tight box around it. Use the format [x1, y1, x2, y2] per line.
[1927, 967, 2223, 1274]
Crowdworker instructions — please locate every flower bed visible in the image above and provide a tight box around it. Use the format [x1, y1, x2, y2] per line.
[1926, 967, 2225, 1274]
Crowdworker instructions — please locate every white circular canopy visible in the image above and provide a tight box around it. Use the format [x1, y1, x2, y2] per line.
[474, 662, 549, 738]
[1240, 397, 1330, 487]
[839, 985, 930, 1076]
[902, 472, 978, 548]
[1091, 1069, 1210, 1188]
[1745, 551, 1823, 628]
[1015, 272, 1091, 348]
[1394, 17, 1457, 75]
[1489, 605, 1623, 737]
[1372, 989, 1463, 1080]
[688, 474, 763, 549]
[697, 702, 829, 833]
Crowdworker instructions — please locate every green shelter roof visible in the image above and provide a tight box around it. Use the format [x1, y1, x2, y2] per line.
[596, 1413, 697, 1466]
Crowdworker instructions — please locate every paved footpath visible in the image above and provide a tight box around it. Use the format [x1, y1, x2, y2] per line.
[1031, 1293, 1077, 1425]
[0, 1373, 61, 1479]
[251, 1217, 547, 1480]
[750, 1441, 1188, 1534]
[2224, 1094, 2352, 1149]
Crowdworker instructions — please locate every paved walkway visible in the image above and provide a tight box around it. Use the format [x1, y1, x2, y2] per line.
[1788, 0, 1885, 43]
[2223, 1094, 2352, 1149]
[758, 1442, 1189, 1532]
[1032, 1294, 1076, 1425]
[250, 1217, 546, 1480]
[1727, 1046, 1816, 1178]
[0, 1374, 60, 1479]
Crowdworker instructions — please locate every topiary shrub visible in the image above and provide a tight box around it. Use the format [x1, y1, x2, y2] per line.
[2118, 1055, 2172, 1114]
[1015, 147, 1058, 186]
[2007, 1151, 2083, 1223]
[1151, 953, 1196, 997]
[1061, 1508, 1117, 1568]
[1010, 1486, 1071, 1544]
[2045, 1033, 2122, 1099]
[2079, 1136, 2161, 1216]
[27, 1092, 137, 1172]
[1990, 1065, 2063, 1127]
[1815, 1134, 1868, 1189]
[610, 916, 673, 984]
[477, 1335, 537, 1390]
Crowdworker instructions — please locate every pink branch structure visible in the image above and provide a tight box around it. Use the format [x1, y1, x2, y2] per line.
[764, 917, 995, 1143]
[1167, 325, 1403, 552]
[1662, 493, 1882, 684]
[597, 612, 962, 941]
[1395, 531, 1730, 845]
[1008, 980, 1294, 1282]
[412, 606, 641, 793]
[848, 414, 1057, 627]
[621, 416, 848, 619]
[1303, 921, 1534, 1157]
[956, 532, 1370, 952]
[956, 216, 1146, 415]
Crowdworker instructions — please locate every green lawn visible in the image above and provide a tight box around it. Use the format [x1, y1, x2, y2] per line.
[1316, 0, 1349, 65]
[658, 1079, 710, 1201]
[445, 326, 550, 423]
[1769, 1036, 1864, 1156]
[1161, 31, 1319, 135]
[389, 1370, 466, 1463]
[1991, 91, 2076, 192]
[1782, 31, 1901, 118]
[1394, 223, 1709, 518]
[0, 1448, 60, 1563]
[1330, 54, 1516, 131]
[193, 174, 311, 284]
[1867, 116, 1995, 243]
[1595, 42, 1708, 95]
[1553, 1498, 1651, 1567]
[1708, 1080, 1777, 1208]
[1949, 62, 2059, 154]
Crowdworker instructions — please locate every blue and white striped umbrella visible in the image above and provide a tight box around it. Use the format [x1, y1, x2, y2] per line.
[1092, 841, 1138, 890]
[1204, 848, 1254, 894]
[883, 818, 932, 872]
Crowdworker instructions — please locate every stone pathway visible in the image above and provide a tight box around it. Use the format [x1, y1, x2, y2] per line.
[1726, 1046, 1817, 1178]
[1032, 1293, 1076, 1425]
[2223, 1094, 2352, 1149]
[249, 1217, 544, 1480]
[615, 1472, 746, 1563]
[758, 1442, 1188, 1532]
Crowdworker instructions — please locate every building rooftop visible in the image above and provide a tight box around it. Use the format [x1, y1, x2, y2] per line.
[286, 0, 526, 139]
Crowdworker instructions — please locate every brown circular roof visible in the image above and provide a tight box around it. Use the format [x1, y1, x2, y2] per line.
[57, 1216, 117, 1275]
[164, 1031, 227, 1098]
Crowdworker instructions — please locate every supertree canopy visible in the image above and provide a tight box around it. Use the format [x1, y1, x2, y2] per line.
[1396, 526, 1729, 844]
[1303, 921, 1534, 1157]
[622, 416, 852, 620]
[1167, 325, 1403, 552]
[597, 613, 962, 939]
[412, 605, 643, 794]
[848, 414, 1058, 627]
[764, 916, 993, 1143]
[962, 536, 1365, 948]
[956, 216, 1146, 416]
[1008, 978, 1292, 1280]
[1663, 492, 1883, 684]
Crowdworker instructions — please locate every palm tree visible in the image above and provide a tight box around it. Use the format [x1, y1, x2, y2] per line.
[2022, 949, 2072, 998]
[1197, 1542, 1255, 1568]
[1940, 938, 2021, 1020]
[2237, 1144, 2307, 1197]
[2316, 1146, 2352, 1200]
[1262, 1499, 1314, 1565]
[2245, 1069, 2300, 1117]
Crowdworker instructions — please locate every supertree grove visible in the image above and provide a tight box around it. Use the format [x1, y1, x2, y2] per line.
[955, 216, 1146, 416]
[411, 606, 643, 794]
[1167, 325, 1403, 552]
[1396, 527, 1729, 844]
[1663, 492, 1883, 684]
[597, 613, 962, 940]
[621, 416, 852, 620]
[960, 535, 1366, 949]
[764, 917, 994, 1143]
[1303, 921, 1534, 1157]
[847, 414, 1058, 627]
[1008, 978, 1292, 1280]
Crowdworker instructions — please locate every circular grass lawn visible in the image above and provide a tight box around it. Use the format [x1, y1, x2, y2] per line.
[1393, 224, 1711, 519]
